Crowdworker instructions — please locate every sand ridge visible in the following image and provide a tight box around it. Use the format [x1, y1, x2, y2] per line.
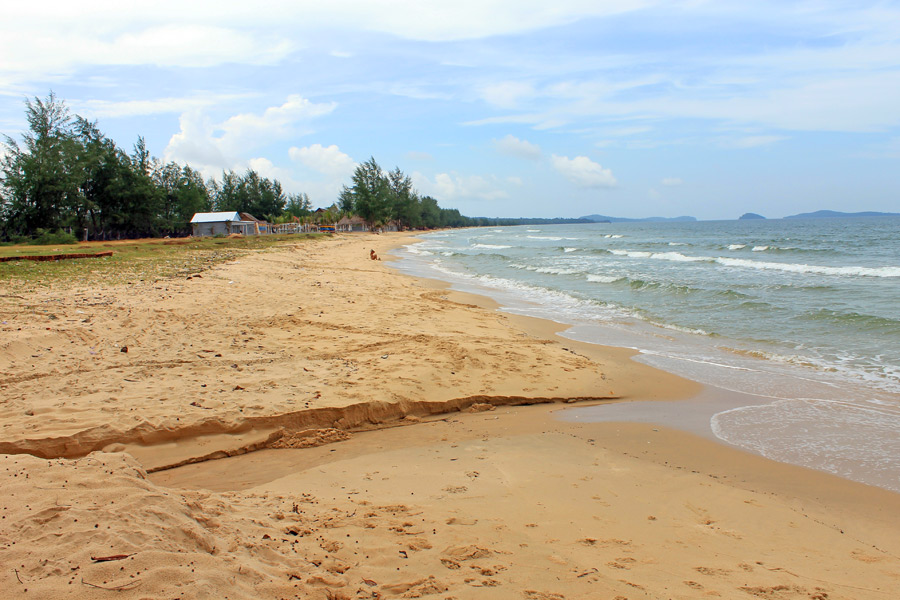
[2, 233, 673, 463]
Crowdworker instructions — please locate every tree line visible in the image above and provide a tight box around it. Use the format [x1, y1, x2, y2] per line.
[0, 93, 578, 243]
[0, 94, 326, 241]
[0, 94, 463, 242]
[337, 156, 479, 230]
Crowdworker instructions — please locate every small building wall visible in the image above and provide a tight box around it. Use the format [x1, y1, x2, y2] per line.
[192, 221, 232, 237]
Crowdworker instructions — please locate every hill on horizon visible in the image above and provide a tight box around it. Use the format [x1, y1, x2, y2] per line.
[581, 214, 697, 223]
[784, 210, 900, 219]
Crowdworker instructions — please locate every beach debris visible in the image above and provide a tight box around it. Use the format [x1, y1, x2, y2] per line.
[362, 577, 378, 586]
[81, 577, 142, 591]
[120, 345, 128, 353]
[90, 553, 133, 562]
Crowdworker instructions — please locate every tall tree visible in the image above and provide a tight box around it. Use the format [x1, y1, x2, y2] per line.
[419, 195, 441, 228]
[349, 157, 391, 225]
[284, 192, 312, 218]
[154, 161, 210, 233]
[212, 169, 285, 219]
[1, 92, 81, 235]
[387, 166, 419, 229]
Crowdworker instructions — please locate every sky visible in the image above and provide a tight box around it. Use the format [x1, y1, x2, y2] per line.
[2, 1, 900, 220]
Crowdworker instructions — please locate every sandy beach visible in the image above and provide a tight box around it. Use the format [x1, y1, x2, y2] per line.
[2, 232, 899, 599]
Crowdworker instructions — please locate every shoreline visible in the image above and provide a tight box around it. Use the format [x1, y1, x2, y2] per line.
[391, 231, 900, 494]
[3, 232, 900, 599]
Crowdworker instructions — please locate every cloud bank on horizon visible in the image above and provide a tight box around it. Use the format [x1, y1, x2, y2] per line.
[2, 1, 899, 219]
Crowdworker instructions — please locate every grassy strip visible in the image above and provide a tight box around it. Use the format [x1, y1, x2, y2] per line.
[0, 233, 325, 290]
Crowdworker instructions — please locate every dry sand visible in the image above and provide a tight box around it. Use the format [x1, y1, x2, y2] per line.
[2, 233, 899, 599]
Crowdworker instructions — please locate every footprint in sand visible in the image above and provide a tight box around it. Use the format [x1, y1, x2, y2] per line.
[606, 557, 637, 570]
[523, 591, 565, 600]
[694, 566, 731, 576]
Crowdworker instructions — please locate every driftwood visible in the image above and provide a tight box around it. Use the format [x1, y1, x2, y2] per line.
[90, 554, 133, 563]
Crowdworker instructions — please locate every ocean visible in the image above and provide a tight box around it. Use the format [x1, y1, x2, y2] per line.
[392, 217, 900, 492]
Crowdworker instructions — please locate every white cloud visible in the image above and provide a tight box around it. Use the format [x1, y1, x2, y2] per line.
[0, 0, 655, 81]
[221, 96, 335, 147]
[164, 95, 336, 171]
[0, 24, 294, 79]
[492, 134, 541, 160]
[288, 144, 356, 177]
[302, 0, 655, 42]
[77, 94, 250, 118]
[661, 177, 683, 186]
[247, 157, 305, 191]
[164, 111, 228, 170]
[412, 171, 508, 202]
[482, 82, 535, 109]
[551, 155, 617, 188]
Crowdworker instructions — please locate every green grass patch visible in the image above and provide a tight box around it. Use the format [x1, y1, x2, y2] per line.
[0, 233, 326, 290]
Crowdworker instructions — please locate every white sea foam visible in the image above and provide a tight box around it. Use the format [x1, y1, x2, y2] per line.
[610, 249, 652, 258]
[610, 249, 710, 263]
[587, 274, 622, 283]
[751, 245, 769, 252]
[728, 244, 747, 250]
[564, 247, 578, 253]
[528, 236, 563, 241]
[715, 257, 900, 278]
[536, 267, 581, 275]
[668, 242, 688, 246]
[472, 243, 512, 249]
[604, 234, 624, 239]
[404, 244, 434, 256]
[648, 251, 708, 263]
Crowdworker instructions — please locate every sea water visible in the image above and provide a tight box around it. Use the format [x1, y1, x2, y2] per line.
[392, 217, 900, 492]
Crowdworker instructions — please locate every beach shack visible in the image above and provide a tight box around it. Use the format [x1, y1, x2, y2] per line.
[190, 212, 260, 236]
[336, 215, 369, 232]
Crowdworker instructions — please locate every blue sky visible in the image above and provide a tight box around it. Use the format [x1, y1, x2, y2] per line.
[2, 1, 899, 220]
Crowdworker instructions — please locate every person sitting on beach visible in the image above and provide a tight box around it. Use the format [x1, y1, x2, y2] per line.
[370, 249, 380, 261]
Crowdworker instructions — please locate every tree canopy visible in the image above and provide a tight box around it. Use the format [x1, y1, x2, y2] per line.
[1, 92, 554, 241]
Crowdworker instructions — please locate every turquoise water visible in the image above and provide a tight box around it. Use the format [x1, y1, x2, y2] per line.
[394, 217, 900, 491]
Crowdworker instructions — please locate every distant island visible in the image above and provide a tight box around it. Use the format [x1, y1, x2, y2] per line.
[580, 214, 697, 223]
[784, 210, 900, 219]
[739, 213, 766, 220]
